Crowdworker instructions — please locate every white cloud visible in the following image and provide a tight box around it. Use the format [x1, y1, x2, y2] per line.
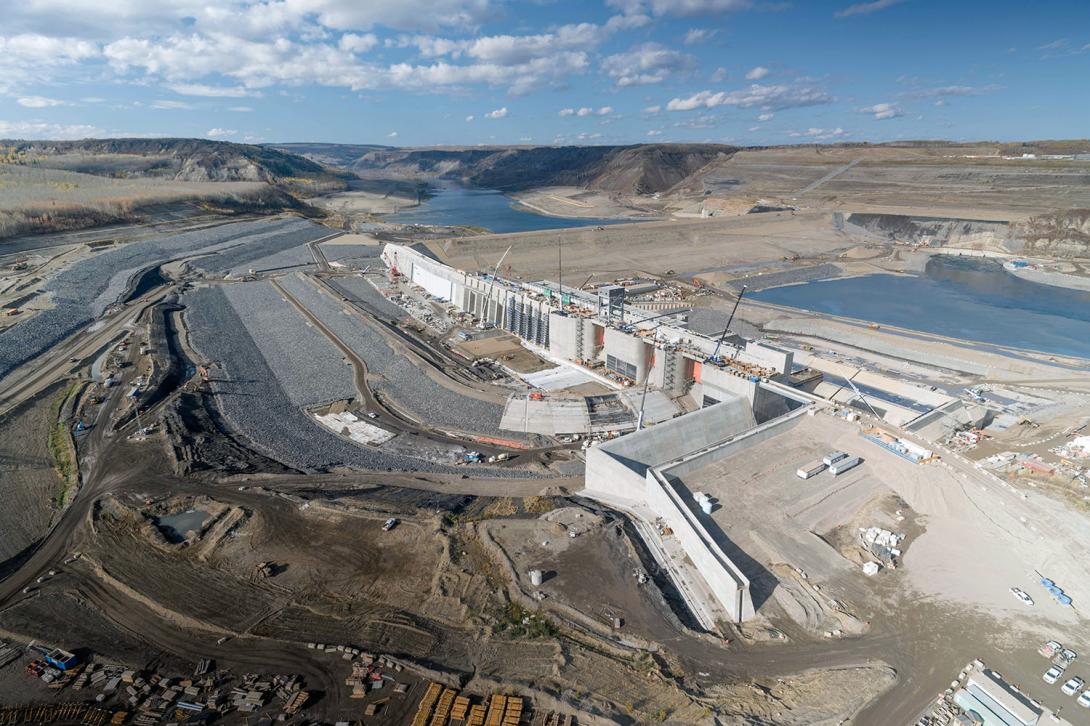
[168, 83, 254, 97]
[0, 33, 100, 93]
[151, 99, 197, 110]
[228, 105, 254, 112]
[206, 127, 237, 137]
[17, 96, 67, 108]
[667, 83, 833, 112]
[604, 12, 652, 30]
[387, 131, 398, 137]
[485, 106, 507, 118]
[339, 32, 378, 53]
[6, 0, 499, 37]
[748, 125, 760, 131]
[647, 129, 663, 136]
[0, 120, 101, 139]
[902, 84, 999, 98]
[103, 31, 592, 96]
[857, 102, 902, 120]
[643, 105, 661, 114]
[465, 114, 474, 121]
[757, 112, 774, 121]
[601, 42, 695, 87]
[684, 28, 715, 45]
[710, 66, 728, 82]
[572, 106, 612, 117]
[610, 0, 754, 17]
[787, 127, 848, 140]
[834, 0, 905, 18]
[744, 65, 769, 80]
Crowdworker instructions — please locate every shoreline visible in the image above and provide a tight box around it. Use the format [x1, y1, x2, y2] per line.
[1004, 262, 1090, 293]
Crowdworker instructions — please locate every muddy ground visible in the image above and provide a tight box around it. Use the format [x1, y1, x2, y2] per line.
[0, 384, 64, 577]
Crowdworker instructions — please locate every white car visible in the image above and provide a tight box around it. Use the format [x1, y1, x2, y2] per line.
[1062, 676, 1084, 696]
[1044, 666, 1065, 684]
[1011, 587, 1034, 606]
[1078, 691, 1090, 708]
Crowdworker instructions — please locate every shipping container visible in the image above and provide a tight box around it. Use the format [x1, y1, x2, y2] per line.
[822, 451, 848, 467]
[796, 460, 827, 479]
[829, 456, 861, 475]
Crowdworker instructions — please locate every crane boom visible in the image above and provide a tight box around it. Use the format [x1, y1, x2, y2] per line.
[711, 285, 747, 361]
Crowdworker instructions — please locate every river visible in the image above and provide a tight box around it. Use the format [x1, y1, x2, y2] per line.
[750, 255, 1090, 360]
[387, 185, 630, 233]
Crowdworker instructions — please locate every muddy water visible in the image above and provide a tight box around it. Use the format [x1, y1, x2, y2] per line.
[156, 509, 209, 542]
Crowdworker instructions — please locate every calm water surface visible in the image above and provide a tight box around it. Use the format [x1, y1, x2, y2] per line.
[751, 256, 1090, 359]
[388, 185, 631, 233]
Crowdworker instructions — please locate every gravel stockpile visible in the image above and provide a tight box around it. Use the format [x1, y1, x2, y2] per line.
[221, 281, 357, 406]
[278, 273, 510, 438]
[187, 219, 329, 274]
[326, 276, 408, 321]
[182, 285, 538, 475]
[320, 243, 383, 263]
[228, 243, 316, 277]
[0, 217, 311, 381]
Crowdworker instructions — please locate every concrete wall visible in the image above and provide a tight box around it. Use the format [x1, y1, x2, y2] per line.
[603, 326, 651, 383]
[585, 396, 759, 498]
[548, 313, 581, 360]
[745, 341, 793, 374]
[583, 393, 811, 625]
[698, 366, 759, 407]
[645, 469, 754, 621]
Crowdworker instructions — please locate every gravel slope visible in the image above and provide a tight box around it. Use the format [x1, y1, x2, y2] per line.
[278, 273, 509, 437]
[0, 217, 327, 381]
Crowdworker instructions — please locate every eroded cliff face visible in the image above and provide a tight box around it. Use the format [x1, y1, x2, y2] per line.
[842, 210, 1090, 259]
[845, 213, 1013, 251]
[1014, 209, 1090, 258]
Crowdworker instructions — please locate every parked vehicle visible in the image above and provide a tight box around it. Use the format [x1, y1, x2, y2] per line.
[1044, 666, 1065, 684]
[1010, 587, 1034, 606]
[382, 518, 399, 532]
[1077, 690, 1090, 708]
[1062, 676, 1084, 696]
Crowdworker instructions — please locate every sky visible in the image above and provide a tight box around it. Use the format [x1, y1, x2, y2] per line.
[1, 0, 1088, 147]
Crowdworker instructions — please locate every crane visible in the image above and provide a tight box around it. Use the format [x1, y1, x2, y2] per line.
[482, 245, 512, 327]
[709, 284, 747, 364]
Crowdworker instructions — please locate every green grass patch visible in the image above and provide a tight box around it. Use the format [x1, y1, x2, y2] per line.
[493, 602, 557, 640]
[48, 383, 80, 506]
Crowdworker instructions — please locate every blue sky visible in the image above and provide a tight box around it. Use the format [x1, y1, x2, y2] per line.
[1, 0, 1087, 146]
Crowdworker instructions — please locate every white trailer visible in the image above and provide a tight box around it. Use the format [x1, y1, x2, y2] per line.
[829, 456, 861, 475]
[796, 460, 827, 479]
[823, 451, 848, 467]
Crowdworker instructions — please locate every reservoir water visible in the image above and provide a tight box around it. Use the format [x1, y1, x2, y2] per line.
[750, 256, 1090, 360]
[388, 185, 631, 233]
